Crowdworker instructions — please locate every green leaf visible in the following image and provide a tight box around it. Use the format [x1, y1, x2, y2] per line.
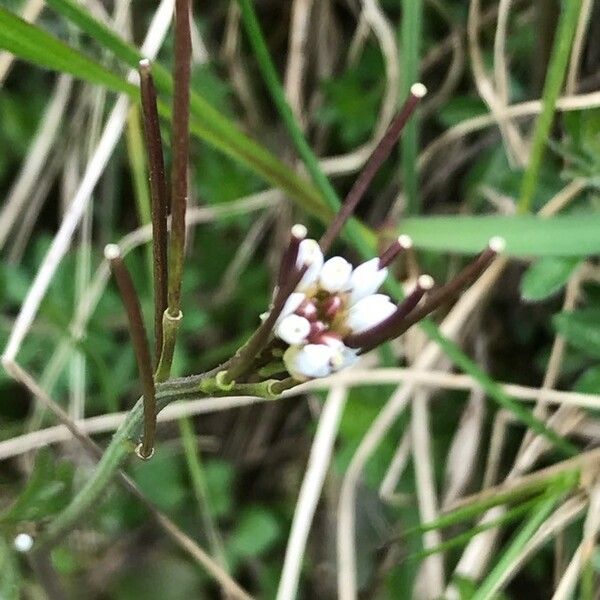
[0, 536, 20, 600]
[399, 215, 600, 257]
[228, 507, 280, 559]
[575, 366, 600, 394]
[520, 257, 580, 301]
[554, 309, 600, 359]
[0, 451, 74, 524]
[0, 7, 135, 95]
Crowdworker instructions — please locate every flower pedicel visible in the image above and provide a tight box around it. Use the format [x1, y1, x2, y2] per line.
[218, 82, 506, 387]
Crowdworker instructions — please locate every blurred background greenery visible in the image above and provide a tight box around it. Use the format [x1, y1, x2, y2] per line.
[1, 0, 600, 598]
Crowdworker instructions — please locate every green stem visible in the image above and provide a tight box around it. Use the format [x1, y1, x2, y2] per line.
[400, 0, 423, 215]
[518, 0, 583, 213]
[36, 371, 295, 547]
[179, 416, 228, 570]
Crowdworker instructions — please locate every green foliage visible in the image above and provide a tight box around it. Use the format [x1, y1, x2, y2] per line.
[520, 257, 580, 301]
[553, 309, 600, 359]
[0, 451, 73, 524]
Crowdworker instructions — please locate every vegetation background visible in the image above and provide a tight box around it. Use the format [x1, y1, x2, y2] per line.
[0, 0, 600, 598]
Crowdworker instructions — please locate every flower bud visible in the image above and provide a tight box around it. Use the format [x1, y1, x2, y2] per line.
[296, 239, 324, 291]
[319, 256, 352, 293]
[346, 294, 397, 333]
[283, 343, 336, 380]
[275, 314, 311, 345]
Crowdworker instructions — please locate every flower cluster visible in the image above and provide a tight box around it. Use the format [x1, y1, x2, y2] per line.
[267, 226, 434, 381]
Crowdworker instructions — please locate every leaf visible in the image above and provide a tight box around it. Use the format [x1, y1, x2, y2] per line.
[0, 452, 74, 524]
[399, 215, 600, 257]
[228, 507, 280, 559]
[520, 257, 580, 301]
[575, 366, 600, 394]
[553, 309, 600, 359]
[0, 7, 135, 95]
[0, 537, 20, 600]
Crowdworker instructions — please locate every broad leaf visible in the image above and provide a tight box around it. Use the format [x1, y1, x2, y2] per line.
[553, 309, 600, 359]
[520, 257, 580, 301]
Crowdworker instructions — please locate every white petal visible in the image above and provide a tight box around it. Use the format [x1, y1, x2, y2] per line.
[335, 345, 360, 371]
[348, 258, 388, 304]
[279, 292, 306, 320]
[319, 256, 352, 293]
[296, 239, 324, 291]
[275, 314, 311, 345]
[346, 294, 396, 333]
[284, 343, 335, 380]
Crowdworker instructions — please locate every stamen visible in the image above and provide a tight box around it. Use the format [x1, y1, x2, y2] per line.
[319, 84, 427, 252]
[277, 223, 308, 287]
[345, 274, 434, 349]
[296, 298, 318, 321]
[321, 295, 343, 319]
[378, 234, 413, 269]
[308, 321, 327, 342]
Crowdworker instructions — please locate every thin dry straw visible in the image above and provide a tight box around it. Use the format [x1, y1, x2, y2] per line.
[138, 59, 168, 361]
[318, 83, 427, 252]
[105, 244, 156, 459]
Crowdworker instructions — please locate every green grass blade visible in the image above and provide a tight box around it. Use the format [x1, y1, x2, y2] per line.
[236, 0, 370, 257]
[472, 489, 564, 600]
[45, 0, 140, 66]
[426, 325, 578, 456]
[405, 470, 579, 535]
[409, 494, 547, 562]
[518, 0, 583, 213]
[0, 7, 135, 95]
[400, 0, 423, 214]
[400, 214, 600, 257]
[34, 0, 333, 222]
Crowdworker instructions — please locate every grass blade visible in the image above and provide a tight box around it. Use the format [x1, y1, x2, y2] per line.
[518, 0, 583, 213]
[400, 214, 600, 257]
[0, 7, 135, 95]
[400, 0, 423, 214]
[471, 489, 564, 600]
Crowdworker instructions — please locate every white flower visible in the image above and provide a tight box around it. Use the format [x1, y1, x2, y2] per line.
[348, 258, 388, 304]
[276, 314, 311, 345]
[346, 294, 396, 333]
[283, 343, 337, 380]
[296, 239, 324, 291]
[319, 256, 352, 293]
[279, 292, 306, 320]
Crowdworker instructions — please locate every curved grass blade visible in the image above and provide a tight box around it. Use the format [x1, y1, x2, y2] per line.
[471, 486, 566, 600]
[42, 0, 332, 222]
[0, 7, 135, 95]
[404, 470, 579, 536]
[408, 494, 548, 562]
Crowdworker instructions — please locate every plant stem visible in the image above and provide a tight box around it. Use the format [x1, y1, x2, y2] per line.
[400, 0, 423, 215]
[167, 0, 191, 317]
[105, 246, 156, 459]
[125, 106, 153, 279]
[139, 59, 168, 361]
[179, 416, 228, 570]
[518, 0, 583, 213]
